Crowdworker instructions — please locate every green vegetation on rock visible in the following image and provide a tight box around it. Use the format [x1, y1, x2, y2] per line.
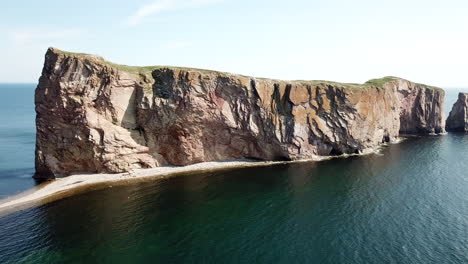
[49, 47, 442, 91]
[364, 76, 398, 87]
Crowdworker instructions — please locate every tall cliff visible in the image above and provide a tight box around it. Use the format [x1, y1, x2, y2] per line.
[34, 48, 445, 178]
[446, 93, 468, 132]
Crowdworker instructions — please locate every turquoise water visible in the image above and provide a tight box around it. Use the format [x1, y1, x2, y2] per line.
[0, 84, 467, 263]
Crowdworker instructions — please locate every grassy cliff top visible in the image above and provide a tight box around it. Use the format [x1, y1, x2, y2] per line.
[48, 47, 225, 75]
[48, 47, 443, 91]
[366, 76, 442, 91]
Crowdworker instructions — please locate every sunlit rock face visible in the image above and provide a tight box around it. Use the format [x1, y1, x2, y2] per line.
[446, 93, 468, 132]
[34, 48, 445, 178]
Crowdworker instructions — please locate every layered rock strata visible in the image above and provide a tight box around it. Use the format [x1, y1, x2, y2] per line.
[34, 48, 445, 178]
[446, 93, 468, 132]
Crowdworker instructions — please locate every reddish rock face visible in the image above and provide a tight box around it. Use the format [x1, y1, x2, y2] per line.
[34, 48, 446, 178]
[446, 93, 468, 132]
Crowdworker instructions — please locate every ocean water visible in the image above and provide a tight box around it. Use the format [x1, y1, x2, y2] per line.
[0, 84, 467, 263]
[0, 84, 36, 199]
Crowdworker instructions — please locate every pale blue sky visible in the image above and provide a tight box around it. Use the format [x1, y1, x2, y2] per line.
[1, 0, 468, 87]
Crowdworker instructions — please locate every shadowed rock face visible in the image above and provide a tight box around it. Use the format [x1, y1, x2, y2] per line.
[446, 93, 468, 132]
[397, 80, 446, 134]
[34, 48, 446, 178]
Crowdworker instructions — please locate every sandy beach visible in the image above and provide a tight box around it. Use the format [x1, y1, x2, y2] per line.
[0, 141, 397, 215]
[0, 160, 288, 214]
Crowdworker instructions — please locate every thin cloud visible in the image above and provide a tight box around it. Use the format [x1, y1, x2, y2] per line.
[126, 0, 224, 25]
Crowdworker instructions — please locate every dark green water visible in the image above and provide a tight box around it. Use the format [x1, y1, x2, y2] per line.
[0, 84, 467, 263]
[0, 135, 467, 263]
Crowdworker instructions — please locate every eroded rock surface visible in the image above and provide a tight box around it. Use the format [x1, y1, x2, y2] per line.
[34, 48, 445, 178]
[446, 93, 468, 132]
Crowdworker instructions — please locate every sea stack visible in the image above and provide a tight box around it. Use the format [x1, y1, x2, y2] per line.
[34, 48, 446, 178]
[446, 93, 468, 132]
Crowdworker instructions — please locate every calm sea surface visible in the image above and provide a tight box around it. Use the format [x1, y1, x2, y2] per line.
[0, 84, 36, 199]
[0, 84, 467, 263]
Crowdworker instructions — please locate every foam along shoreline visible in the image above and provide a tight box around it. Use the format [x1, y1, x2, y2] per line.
[0, 140, 405, 215]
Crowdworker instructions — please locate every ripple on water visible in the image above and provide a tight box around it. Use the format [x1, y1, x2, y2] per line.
[1, 134, 467, 263]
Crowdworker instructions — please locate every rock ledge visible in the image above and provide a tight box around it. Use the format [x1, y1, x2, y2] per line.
[34, 48, 446, 178]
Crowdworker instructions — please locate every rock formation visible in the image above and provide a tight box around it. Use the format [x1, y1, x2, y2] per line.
[446, 93, 468, 132]
[34, 48, 446, 178]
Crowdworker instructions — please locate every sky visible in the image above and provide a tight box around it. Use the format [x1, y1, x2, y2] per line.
[1, 0, 468, 87]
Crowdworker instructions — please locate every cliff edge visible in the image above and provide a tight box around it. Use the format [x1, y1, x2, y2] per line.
[446, 93, 468, 132]
[34, 48, 445, 178]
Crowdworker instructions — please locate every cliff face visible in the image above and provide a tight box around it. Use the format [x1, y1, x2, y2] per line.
[34, 48, 445, 178]
[446, 93, 468, 132]
[397, 80, 445, 134]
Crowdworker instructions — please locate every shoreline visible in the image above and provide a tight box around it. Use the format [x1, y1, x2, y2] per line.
[0, 160, 291, 215]
[0, 140, 405, 216]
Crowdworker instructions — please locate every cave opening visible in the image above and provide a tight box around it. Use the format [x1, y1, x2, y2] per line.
[382, 135, 390, 143]
[329, 147, 343, 156]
